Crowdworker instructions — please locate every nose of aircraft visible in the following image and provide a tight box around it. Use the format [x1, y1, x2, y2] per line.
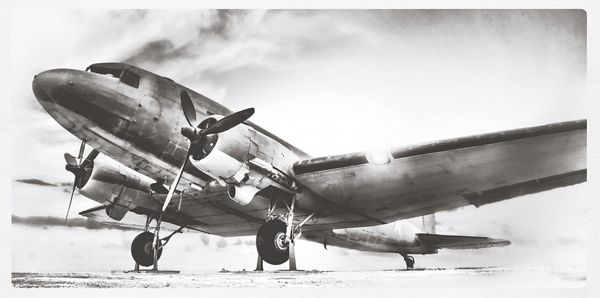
[32, 67, 143, 135]
[32, 69, 70, 104]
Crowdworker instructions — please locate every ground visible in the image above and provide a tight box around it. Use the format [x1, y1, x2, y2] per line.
[12, 267, 586, 288]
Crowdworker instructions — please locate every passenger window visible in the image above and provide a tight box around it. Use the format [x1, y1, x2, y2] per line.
[121, 71, 140, 88]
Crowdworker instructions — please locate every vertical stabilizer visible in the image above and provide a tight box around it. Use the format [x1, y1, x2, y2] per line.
[422, 213, 436, 234]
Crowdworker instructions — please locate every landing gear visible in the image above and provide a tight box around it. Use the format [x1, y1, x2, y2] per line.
[255, 255, 264, 271]
[129, 215, 184, 272]
[131, 231, 162, 266]
[256, 219, 289, 265]
[401, 254, 415, 270]
[255, 196, 314, 271]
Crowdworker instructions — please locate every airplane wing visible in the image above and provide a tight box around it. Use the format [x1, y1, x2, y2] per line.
[293, 120, 586, 227]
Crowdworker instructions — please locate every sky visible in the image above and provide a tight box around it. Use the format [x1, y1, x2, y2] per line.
[9, 9, 588, 272]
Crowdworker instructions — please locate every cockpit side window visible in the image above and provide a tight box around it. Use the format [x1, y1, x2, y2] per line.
[121, 71, 140, 88]
[87, 65, 123, 78]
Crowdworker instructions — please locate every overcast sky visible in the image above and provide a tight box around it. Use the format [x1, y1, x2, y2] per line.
[10, 10, 587, 272]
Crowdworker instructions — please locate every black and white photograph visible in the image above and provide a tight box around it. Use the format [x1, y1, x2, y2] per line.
[3, 1, 598, 296]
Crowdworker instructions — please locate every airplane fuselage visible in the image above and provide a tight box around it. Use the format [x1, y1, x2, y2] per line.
[33, 64, 302, 180]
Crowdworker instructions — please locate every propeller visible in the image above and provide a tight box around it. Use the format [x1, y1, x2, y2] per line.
[159, 91, 255, 215]
[64, 142, 99, 223]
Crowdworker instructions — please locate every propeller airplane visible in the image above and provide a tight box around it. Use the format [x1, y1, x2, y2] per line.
[32, 63, 586, 271]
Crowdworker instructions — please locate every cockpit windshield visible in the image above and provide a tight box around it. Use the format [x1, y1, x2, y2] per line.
[87, 64, 123, 78]
[86, 64, 140, 88]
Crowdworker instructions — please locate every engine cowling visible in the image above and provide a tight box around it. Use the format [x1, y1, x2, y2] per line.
[227, 184, 261, 205]
[78, 156, 160, 220]
[189, 115, 252, 183]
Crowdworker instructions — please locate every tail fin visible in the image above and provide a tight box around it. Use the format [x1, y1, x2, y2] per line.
[421, 213, 436, 234]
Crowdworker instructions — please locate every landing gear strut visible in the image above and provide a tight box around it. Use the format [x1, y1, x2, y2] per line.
[400, 253, 415, 270]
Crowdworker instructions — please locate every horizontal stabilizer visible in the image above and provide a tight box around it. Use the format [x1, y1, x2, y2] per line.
[417, 233, 510, 250]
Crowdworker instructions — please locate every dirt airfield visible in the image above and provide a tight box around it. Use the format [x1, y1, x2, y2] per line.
[12, 267, 585, 288]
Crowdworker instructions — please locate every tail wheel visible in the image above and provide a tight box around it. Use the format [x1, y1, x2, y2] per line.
[256, 219, 289, 265]
[404, 255, 415, 270]
[131, 231, 162, 267]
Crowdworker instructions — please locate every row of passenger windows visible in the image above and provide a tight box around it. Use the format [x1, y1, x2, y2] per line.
[87, 65, 140, 88]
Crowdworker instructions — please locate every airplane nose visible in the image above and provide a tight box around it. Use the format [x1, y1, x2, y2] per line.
[32, 69, 70, 104]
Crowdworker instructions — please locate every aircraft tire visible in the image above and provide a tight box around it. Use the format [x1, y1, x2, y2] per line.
[404, 255, 415, 270]
[256, 219, 289, 265]
[131, 231, 162, 267]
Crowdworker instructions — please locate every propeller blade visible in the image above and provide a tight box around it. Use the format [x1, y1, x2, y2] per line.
[65, 182, 77, 223]
[162, 152, 190, 212]
[180, 90, 198, 127]
[64, 153, 78, 167]
[80, 149, 99, 168]
[77, 141, 86, 161]
[201, 108, 254, 135]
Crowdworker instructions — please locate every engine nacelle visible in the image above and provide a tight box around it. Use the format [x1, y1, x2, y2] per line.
[227, 184, 261, 205]
[189, 116, 252, 183]
[78, 156, 159, 220]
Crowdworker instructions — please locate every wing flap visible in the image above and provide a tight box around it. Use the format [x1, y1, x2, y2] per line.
[463, 169, 586, 207]
[417, 233, 510, 249]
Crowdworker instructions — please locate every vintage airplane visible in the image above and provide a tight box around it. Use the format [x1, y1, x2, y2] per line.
[31, 63, 587, 271]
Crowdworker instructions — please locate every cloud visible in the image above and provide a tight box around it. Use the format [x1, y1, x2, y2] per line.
[122, 39, 200, 66]
[119, 10, 244, 67]
[14, 178, 57, 187]
[200, 234, 210, 246]
[556, 237, 581, 246]
[12, 215, 139, 231]
[216, 238, 227, 249]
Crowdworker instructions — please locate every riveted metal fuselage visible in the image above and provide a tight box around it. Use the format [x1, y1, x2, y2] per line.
[39, 66, 296, 162]
[32, 64, 313, 208]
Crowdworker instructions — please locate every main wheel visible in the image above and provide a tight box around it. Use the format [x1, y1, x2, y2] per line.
[131, 231, 162, 267]
[256, 219, 289, 265]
